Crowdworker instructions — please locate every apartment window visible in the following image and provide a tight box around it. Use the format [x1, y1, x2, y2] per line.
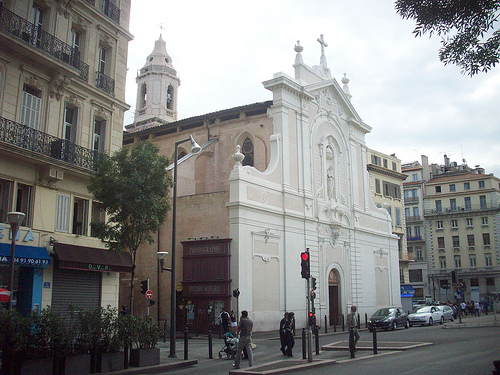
[386, 206, 392, 217]
[405, 207, 410, 219]
[406, 227, 412, 238]
[412, 174, 418, 181]
[56, 193, 71, 233]
[486, 277, 495, 285]
[415, 247, 423, 261]
[467, 234, 475, 247]
[0, 179, 13, 223]
[451, 219, 458, 229]
[395, 208, 401, 226]
[452, 236, 460, 248]
[466, 218, 473, 227]
[414, 226, 421, 237]
[454, 255, 461, 268]
[93, 118, 106, 154]
[64, 104, 78, 143]
[15, 183, 33, 227]
[409, 269, 423, 283]
[139, 83, 147, 108]
[470, 278, 479, 286]
[98, 46, 107, 75]
[485, 254, 492, 267]
[375, 179, 381, 194]
[435, 200, 442, 212]
[439, 256, 446, 269]
[383, 159, 388, 168]
[478, 180, 485, 188]
[392, 161, 397, 171]
[412, 189, 418, 198]
[437, 221, 443, 229]
[481, 217, 488, 226]
[72, 198, 89, 236]
[435, 186, 441, 193]
[450, 198, 457, 211]
[438, 237, 445, 249]
[479, 195, 487, 209]
[21, 85, 42, 130]
[464, 182, 470, 190]
[242, 137, 254, 167]
[90, 202, 105, 237]
[413, 207, 419, 218]
[71, 27, 84, 61]
[30, 4, 44, 47]
[371, 155, 381, 166]
[449, 184, 455, 192]
[483, 233, 491, 246]
[464, 197, 471, 210]
[469, 254, 476, 268]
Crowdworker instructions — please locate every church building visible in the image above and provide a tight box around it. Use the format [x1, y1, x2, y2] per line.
[123, 35, 401, 332]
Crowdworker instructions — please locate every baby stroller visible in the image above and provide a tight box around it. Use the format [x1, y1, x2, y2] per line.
[218, 332, 239, 359]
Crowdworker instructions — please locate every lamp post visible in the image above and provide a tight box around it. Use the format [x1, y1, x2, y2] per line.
[7, 211, 25, 310]
[168, 135, 201, 358]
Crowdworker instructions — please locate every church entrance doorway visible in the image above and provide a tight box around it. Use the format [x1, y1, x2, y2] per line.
[328, 269, 341, 326]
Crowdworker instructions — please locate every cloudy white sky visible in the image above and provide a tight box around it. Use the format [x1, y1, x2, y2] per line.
[124, 0, 500, 176]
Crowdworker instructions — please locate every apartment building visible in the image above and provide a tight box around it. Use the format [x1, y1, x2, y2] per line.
[0, 0, 132, 316]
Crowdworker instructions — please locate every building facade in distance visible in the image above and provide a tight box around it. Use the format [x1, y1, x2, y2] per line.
[0, 0, 133, 316]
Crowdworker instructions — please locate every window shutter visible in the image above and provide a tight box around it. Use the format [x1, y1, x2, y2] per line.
[56, 193, 71, 232]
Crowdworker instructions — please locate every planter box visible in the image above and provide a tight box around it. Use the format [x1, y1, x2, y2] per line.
[129, 347, 160, 367]
[99, 351, 125, 373]
[63, 354, 91, 375]
[20, 358, 53, 375]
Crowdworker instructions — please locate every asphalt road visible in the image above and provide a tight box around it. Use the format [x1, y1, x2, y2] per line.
[155, 322, 500, 375]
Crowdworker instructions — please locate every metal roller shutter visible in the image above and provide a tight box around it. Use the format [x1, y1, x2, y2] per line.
[51, 268, 101, 319]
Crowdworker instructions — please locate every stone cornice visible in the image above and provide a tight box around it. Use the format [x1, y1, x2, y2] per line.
[367, 164, 408, 181]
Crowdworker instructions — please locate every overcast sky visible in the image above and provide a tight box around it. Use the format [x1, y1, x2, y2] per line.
[124, 0, 500, 176]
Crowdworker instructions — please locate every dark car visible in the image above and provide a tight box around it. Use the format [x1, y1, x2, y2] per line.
[368, 307, 409, 331]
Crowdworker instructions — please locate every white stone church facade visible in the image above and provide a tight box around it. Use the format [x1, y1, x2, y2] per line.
[125, 36, 401, 332]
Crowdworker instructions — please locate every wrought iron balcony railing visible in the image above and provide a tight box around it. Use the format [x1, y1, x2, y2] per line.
[0, 116, 97, 171]
[425, 203, 500, 216]
[102, 0, 120, 24]
[0, 6, 89, 82]
[96, 71, 115, 95]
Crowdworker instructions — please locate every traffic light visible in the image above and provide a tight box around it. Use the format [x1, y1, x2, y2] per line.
[308, 311, 314, 326]
[140, 279, 148, 295]
[312, 277, 317, 290]
[149, 299, 156, 306]
[233, 288, 240, 298]
[300, 250, 310, 279]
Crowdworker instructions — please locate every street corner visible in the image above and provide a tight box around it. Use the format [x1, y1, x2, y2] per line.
[229, 359, 336, 375]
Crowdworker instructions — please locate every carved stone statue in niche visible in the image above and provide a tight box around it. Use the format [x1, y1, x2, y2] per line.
[327, 165, 335, 199]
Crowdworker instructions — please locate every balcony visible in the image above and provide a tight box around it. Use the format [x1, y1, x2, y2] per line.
[425, 203, 499, 216]
[0, 116, 97, 171]
[407, 236, 422, 242]
[102, 0, 120, 24]
[404, 196, 419, 204]
[405, 215, 421, 222]
[96, 71, 115, 96]
[0, 6, 89, 82]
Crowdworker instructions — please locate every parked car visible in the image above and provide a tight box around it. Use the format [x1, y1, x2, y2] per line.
[368, 307, 409, 331]
[436, 305, 454, 322]
[408, 305, 444, 326]
[412, 300, 427, 310]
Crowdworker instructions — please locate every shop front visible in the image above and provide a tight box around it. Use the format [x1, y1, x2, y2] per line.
[181, 238, 231, 334]
[0, 242, 50, 314]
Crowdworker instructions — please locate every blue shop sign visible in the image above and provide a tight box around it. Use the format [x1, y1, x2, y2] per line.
[0, 243, 50, 268]
[400, 284, 416, 297]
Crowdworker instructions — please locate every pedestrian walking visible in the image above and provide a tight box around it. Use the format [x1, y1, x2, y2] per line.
[233, 310, 253, 369]
[282, 312, 295, 357]
[230, 310, 238, 334]
[346, 306, 360, 350]
[279, 312, 287, 355]
[219, 308, 230, 334]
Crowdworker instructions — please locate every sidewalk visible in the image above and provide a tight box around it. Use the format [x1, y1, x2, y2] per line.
[103, 313, 500, 375]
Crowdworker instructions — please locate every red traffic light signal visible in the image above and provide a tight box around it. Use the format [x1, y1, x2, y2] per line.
[300, 250, 310, 279]
[308, 311, 314, 326]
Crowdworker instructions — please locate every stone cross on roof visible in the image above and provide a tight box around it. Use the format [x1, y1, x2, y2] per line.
[317, 34, 328, 68]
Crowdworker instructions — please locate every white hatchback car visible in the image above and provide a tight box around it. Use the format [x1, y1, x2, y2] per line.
[436, 305, 455, 322]
[408, 305, 444, 326]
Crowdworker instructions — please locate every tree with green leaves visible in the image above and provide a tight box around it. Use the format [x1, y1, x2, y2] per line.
[395, 0, 500, 76]
[88, 141, 172, 314]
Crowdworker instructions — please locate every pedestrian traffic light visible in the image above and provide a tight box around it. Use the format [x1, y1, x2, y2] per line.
[308, 311, 314, 326]
[312, 277, 317, 290]
[300, 250, 310, 279]
[140, 279, 148, 295]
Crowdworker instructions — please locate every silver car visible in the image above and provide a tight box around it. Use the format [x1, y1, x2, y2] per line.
[408, 305, 444, 326]
[436, 305, 455, 322]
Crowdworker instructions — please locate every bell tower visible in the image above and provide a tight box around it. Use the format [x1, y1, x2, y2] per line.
[132, 35, 180, 129]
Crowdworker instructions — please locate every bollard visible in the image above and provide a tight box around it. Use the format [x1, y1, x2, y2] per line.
[314, 326, 320, 355]
[324, 315, 328, 334]
[365, 313, 368, 329]
[372, 327, 378, 354]
[342, 314, 345, 331]
[184, 326, 189, 360]
[349, 327, 355, 358]
[357, 313, 361, 329]
[208, 330, 213, 359]
[334, 316, 337, 332]
[163, 320, 167, 343]
[302, 328, 306, 359]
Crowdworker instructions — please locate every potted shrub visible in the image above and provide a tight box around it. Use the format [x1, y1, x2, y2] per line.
[97, 307, 124, 373]
[129, 315, 161, 367]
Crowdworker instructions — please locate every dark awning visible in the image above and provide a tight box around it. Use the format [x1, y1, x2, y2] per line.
[0, 243, 50, 268]
[54, 243, 133, 273]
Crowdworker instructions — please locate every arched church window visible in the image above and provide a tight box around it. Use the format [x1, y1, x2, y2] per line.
[178, 151, 187, 160]
[140, 84, 147, 108]
[167, 85, 174, 110]
[242, 137, 254, 167]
